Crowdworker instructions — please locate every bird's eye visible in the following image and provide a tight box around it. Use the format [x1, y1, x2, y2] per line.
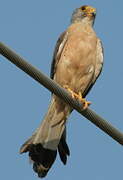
[81, 6, 86, 11]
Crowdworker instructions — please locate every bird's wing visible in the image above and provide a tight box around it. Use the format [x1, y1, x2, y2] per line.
[83, 38, 104, 97]
[93, 38, 104, 83]
[50, 31, 68, 79]
[50, 31, 70, 164]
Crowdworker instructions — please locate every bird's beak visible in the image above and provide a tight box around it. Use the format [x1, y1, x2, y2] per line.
[85, 8, 96, 18]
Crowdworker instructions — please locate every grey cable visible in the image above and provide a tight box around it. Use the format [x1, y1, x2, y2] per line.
[0, 42, 123, 145]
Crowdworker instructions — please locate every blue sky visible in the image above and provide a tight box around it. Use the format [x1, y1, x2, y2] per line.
[1, 0, 123, 179]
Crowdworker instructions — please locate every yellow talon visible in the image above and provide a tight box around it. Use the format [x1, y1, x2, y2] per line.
[73, 91, 91, 110]
[63, 85, 75, 98]
[64, 85, 91, 110]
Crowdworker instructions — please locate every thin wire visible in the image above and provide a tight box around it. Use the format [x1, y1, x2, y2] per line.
[0, 42, 123, 145]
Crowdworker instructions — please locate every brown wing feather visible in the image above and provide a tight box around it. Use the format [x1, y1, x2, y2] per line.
[93, 38, 104, 83]
[50, 31, 70, 164]
[50, 31, 68, 79]
[83, 38, 104, 97]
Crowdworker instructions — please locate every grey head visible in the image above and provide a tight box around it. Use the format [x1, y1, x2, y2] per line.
[71, 5, 96, 26]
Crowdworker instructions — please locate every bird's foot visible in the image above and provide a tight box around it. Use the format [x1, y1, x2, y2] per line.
[64, 85, 91, 110]
[74, 92, 91, 109]
[64, 85, 76, 98]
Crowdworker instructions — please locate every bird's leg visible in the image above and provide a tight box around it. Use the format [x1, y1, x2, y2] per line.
[64, 85, 91, 110]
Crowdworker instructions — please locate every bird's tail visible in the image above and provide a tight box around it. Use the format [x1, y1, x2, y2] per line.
[20, 96, 71, 178]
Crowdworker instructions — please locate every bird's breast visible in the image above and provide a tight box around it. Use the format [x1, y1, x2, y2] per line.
[60, 29, 97, 68]
[55, 24, 97, 90]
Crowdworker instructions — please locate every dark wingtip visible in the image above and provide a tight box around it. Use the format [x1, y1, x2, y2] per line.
[58, 137, 70, 165]
[58, 145, 67, 165]
[62, 139, 70, 156]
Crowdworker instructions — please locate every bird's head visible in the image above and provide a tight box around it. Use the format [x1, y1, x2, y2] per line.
[71, 5, 96, 25]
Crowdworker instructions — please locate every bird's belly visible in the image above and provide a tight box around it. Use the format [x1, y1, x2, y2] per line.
[55, 55, 95, 93]
[54, 32, 97, 93]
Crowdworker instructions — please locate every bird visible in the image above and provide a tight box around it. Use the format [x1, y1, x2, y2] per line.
[20, 5, 104, 178]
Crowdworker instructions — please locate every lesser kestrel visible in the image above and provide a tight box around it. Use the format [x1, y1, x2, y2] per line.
[20, 5, 104, 178]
